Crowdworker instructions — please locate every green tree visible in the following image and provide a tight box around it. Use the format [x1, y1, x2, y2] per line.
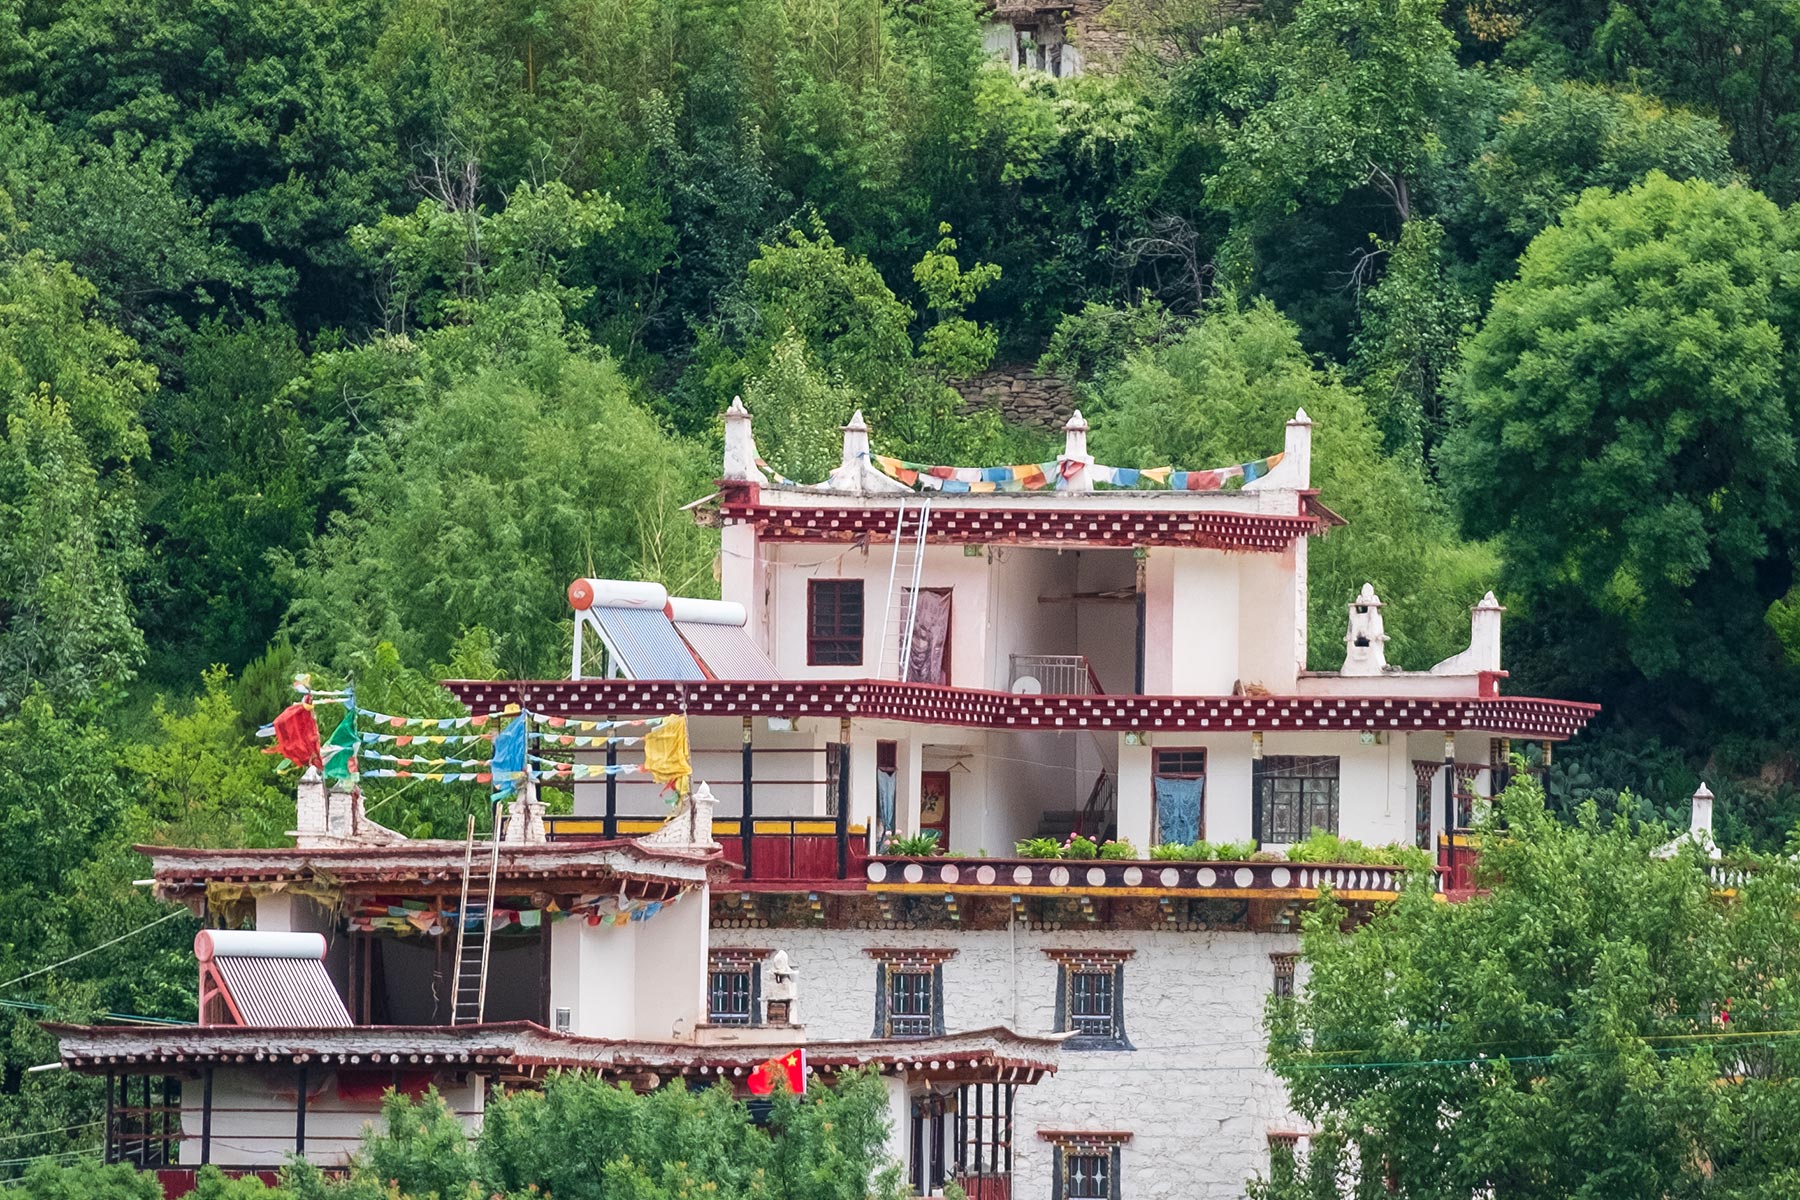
[1347, 218, 1475, 459]
[0, 396, 143, 706]
[283, 353, 715, 677]
[742, 329, 858, 485]
[135, 666, 290, 848]
[1256, 771, 1800, 1198]
[1202, 0, 1457, 227]
[141, 319, 313, 678]
[1441, 174, 1800, 724]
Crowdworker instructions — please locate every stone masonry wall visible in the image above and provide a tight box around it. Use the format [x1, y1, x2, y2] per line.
[953, 364, 1080, 431]
[710, 924, 1305, 1200]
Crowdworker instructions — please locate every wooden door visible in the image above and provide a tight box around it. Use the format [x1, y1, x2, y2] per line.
[920, 771, 952, 843]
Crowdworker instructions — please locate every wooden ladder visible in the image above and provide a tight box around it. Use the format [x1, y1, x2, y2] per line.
[450, 807, 500, 1024]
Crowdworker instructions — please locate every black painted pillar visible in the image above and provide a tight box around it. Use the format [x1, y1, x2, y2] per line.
[741, 717, 755, 881]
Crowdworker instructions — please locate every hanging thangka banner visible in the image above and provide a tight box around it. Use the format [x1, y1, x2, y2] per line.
[872, 451, 1284, 493]
[346, 892, 676, 935]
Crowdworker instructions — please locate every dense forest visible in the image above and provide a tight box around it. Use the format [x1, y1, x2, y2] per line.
[3, 0, 1800, 1173]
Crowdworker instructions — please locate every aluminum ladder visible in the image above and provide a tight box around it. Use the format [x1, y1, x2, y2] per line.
[450, 806, 500, 1024]
[878, 497, 932, 680]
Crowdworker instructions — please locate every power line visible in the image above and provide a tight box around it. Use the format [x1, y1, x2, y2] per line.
[0, 1122, 100, 1145]
[0, 998, 190, 1026]
[0, 910, 188, 992]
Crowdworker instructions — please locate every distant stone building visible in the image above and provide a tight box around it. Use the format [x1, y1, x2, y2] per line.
[982, 0, 1125, 76]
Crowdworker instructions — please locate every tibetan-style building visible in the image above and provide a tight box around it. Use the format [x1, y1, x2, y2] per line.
[54, 401, 1596, 1200]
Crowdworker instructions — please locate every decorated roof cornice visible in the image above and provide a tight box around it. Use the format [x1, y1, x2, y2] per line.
[139, 838, 725, 901]
[444, 679, 1599, 740]
[48, 1021, 1061, 1082]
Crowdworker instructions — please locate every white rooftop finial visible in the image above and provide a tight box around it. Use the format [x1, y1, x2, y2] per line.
[1061, 409, 1093, 491]
[1341, 583, 1389, 676]
[722, 396, 767, 484]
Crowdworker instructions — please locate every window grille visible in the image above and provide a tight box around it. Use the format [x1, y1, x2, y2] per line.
[1066, 1153, 1111, 1199]
[1069, 970, 1116, 1036]
[709, 968, 754, 1025]
[888, 969, 935, 1037]
[1255, 756, 1340, 843]
[807, 580, 864, 665]
[1271, 954, 1298, 1001]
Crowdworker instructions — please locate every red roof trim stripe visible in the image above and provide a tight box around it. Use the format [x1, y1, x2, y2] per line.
[718, 499, 1325, 551]
[444, 679, 1599, 740]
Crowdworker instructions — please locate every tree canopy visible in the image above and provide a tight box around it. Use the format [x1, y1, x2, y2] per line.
[1258, 773, 1800, 1199]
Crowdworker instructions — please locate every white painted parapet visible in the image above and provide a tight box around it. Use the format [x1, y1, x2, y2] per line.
[1243, 408, 1312, 492]
[1431, 592, 1505, 676]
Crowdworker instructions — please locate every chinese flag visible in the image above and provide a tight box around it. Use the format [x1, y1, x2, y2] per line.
[746, 1049, 806, 1095]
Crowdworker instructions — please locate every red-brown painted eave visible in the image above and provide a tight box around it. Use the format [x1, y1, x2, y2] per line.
[445, 679, 1600, 740]
[717, 497, 1324, 551]
[130, 839, 719, 866]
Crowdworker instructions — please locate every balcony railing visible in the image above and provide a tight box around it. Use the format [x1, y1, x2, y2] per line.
[1007, 654, 1104, 695]
[544, 742, 865, 884]
[865, 855, 1441, 899]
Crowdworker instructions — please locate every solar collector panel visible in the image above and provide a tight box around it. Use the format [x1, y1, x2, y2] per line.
[214, 956, 351, 1027]
[591, 606, 708, 680]
[675, 622, 781, 680]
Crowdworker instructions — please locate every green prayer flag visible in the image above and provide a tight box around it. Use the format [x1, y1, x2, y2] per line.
[322, 709, 359, 782]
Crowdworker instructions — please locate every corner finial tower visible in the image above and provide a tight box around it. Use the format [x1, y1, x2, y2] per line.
[722, 396, 768, 484]
[1061, 409, 1092, 491]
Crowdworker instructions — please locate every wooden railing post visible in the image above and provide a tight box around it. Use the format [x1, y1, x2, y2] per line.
[837, 742, 851, 879]
[742, 717, 755, 881]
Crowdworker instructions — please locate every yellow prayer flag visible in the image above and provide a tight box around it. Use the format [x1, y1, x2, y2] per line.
[644, 714, 692, 798]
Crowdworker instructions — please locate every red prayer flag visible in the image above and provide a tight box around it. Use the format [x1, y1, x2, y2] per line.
[746, 1048, 806, 1095]
[272, 703, 323, 769]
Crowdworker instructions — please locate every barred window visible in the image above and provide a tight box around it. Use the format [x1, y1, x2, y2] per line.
[709, 966, 755, 1024]
[1070, 971, 1115, 1036]
[1271, 954, 1298, 1001]
[807, 580, 864, 665]
[1255, 756, 1340, 844]
[888, 969, 935, 1036]
[1066, 1153, 1111, 1199]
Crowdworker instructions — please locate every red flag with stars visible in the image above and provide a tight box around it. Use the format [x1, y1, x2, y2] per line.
[747, 1048, 806, 1095]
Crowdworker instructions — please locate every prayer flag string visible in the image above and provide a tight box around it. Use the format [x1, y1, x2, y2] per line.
[868, 451, 1284, 492]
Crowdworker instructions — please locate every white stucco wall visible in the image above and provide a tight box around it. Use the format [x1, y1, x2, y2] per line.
[710, 925, 1302, 1200]
[177, 1068, 483, 1167]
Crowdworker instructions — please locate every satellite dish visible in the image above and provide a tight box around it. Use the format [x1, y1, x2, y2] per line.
[1011, 675, 1043, 695]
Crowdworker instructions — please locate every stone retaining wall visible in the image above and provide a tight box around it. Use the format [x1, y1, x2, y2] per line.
[953, 364, 1080, 430]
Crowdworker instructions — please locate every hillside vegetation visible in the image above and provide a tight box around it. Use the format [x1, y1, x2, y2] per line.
[2, 0, 1800, 1171]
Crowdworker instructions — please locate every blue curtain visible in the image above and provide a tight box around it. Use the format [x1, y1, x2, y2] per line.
[1154, 776, 1203, 845]
[876, 769, 897, 840]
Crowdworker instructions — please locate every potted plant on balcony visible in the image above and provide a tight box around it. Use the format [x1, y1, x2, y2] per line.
[888, 830, 944, 857]
[1015, 836, 1063, 858]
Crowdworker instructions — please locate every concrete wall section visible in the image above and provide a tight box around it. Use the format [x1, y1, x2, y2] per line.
[635, 892, 709, 1040]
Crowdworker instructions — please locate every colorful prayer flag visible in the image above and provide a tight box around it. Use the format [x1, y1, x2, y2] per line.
[644, 715, 692, 797]
[491, 715, 529, 797]
[271, 704, 322, 769]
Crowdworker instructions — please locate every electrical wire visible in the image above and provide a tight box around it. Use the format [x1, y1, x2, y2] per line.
[0, 1122, 100, 1145]
[0, 998, 189, 1026]
[0, 910, 188, 992]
